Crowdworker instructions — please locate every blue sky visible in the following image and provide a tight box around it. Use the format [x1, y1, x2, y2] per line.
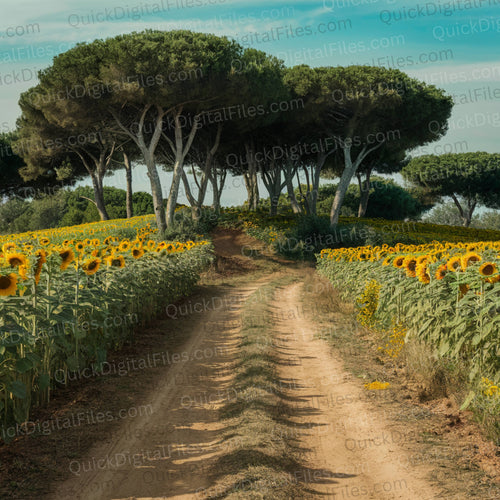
[1, 0, 499, 202]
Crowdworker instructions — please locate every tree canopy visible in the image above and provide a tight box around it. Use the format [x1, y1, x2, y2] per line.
[402, 152, 500, 227]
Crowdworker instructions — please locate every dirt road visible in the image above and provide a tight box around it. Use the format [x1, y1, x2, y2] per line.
[46, 230, 497, 499]
[273, 282, 439, 499]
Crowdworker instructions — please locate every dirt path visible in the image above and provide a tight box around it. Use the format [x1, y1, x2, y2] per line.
[51, 275, 276, 500]
[44, 230, 497, 499]
[272, 281, 441, 500]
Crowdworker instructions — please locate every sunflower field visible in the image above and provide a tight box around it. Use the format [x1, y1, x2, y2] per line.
[0, 216, 213, 437]
[317, 240, 500, 409]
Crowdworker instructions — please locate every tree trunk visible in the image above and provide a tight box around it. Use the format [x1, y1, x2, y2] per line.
[451, 193, 476, 227]
[244, 142, 260, 211]
[90, 174, 109, 221]
[165, 111, 200, 227]
[166, 157, 183, 227]
[110, 105, 166, 233]
[330, 139, 383, 226]
[124, 152, 133, 219]
[144, 151, 166, 233]
[210, 166, 226, 214]
[262, 165, 284, 216]
[284, 161, 301, 214]
[357, 169, 372, 218]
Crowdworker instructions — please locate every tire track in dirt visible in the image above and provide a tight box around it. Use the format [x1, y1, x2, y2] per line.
[51, 274, 276, 500]
[273, 280, 441, 500]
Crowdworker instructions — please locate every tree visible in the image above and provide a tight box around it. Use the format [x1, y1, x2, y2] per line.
[420, 201, 466, 227]
[283, 65, 337, 216]
[316, 177, 431, 220]
[298, 65, 452, 226]
[15, 82, 117, 220]
[0, 132, 28, 199]
[225, 49, 290, 212]
[402, 152, 500, 227]
[1, 131, 71, 200]
[102, 30, 242, 229]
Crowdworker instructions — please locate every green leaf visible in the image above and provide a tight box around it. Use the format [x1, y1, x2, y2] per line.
[8, 380, 27, 399]
[15, 358, 33, 374]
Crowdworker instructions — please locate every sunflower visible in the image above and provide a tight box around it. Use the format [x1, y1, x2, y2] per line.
[416, 263, 430, 284]
[486, 274, 500, 284]
[34, 249, 47, 284]
[461, 251, 481, 271]
[435, 264, 448, 280]
[147, 240, 156, 250]
[458, 283, 469, 299]
[479, 262, 497, 277]
[18, 264, 29, 280]
[39, 237, 50, 246]
[165, 243, 176, 253]
[82, 258, 101, 276]
[91, 249, 100, 257]
[0, 273, 17, 296]
[2, 242, 17, 254]
[403, 256, 418, 278]
[118, 241, 131, 252]
[382, 256, 392, 266]
[6, 253, 28, 269]
[393, 256, 405, 269]
[59, 248, 75, 271]
[446, 255, 462, 272]
[105, 255, 125, 268]
[23, 244, 34, 253]
[357, 250, 370, 261]
[91, 239, 100, 247]
[75, 241, 86, 253]
[132, 248, 144, 259]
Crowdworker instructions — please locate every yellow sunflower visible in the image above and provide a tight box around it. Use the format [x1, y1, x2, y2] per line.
[75, 241, 85, 253]
[105, 255, 125, 268]
[6, 253, 28, 269]
[393, 256, 405, 269]
[59, 248, 75, 271]
[461, 252, 481, 271]
[132, 248, 144, 259]
[479, 262, 497, 277]
[0, 273, 18, 296]
[416, 262, 430, 284]
[446, 255, 462, 272]
[118, 241, 131, 252]
[2, 242, 17, 254]
[82, 258, 101, 276]
[435, 264, 447, 280]
[18, 265, 29, 280]
[39, 237, 50, 246]
[403, 256, 418, 278]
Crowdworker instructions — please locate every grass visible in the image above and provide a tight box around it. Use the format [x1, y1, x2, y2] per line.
[208, 276, 307, 499]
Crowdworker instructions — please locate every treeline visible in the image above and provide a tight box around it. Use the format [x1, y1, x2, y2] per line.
[1, 29, 455, 232]
[0, 187, 154, 234]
